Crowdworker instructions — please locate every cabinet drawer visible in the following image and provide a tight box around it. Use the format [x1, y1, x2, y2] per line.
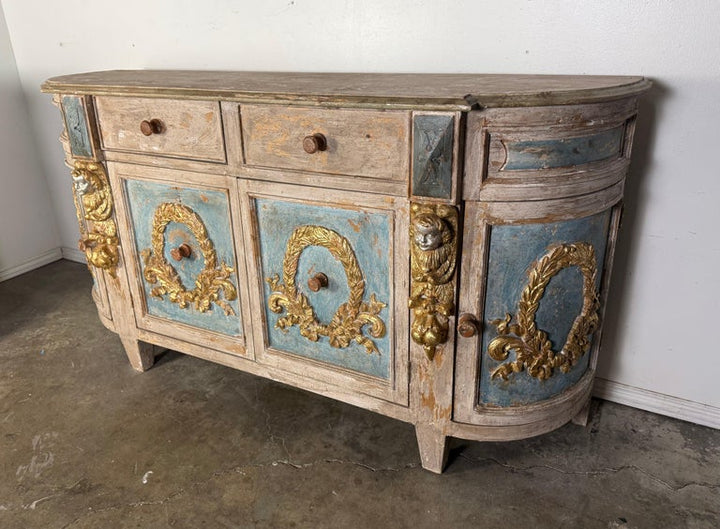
[96, 96, 226, 162]
[240, 105, 410, 180]
[464, 99, 638, 202]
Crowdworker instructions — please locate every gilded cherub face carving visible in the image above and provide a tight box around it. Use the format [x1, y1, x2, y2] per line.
[412, 214, 446, 251]
[72, 173, 93, 195]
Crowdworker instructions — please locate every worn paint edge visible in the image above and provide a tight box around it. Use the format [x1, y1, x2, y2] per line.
[41, 78, 651, 110]
[593, 378, 720, 430]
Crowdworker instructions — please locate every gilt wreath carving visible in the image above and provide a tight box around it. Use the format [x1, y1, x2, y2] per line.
[487, 242, 600, 381]
[140, 202, 237, 315]
[266, 225, 387, 355]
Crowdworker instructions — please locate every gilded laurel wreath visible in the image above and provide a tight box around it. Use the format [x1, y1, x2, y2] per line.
[266, 225, 386, 355]
[488, 242, 600, 381]
[141, 202, 237, 315]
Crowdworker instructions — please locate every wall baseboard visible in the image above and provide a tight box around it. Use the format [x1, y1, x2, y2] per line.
[593, 378, 720, 430]
[0, 248, 63, 282]
[61, 246, 87, 263]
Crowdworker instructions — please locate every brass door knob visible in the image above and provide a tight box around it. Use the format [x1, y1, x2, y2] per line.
[302, 133, 327, 154]
[170, 243, 192, 261]
[140, 118, 165, 136]
[458, 313, 480, 338]
[307, 272, 329, 292]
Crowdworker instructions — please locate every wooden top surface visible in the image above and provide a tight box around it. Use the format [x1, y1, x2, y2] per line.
[42, 70, 650, 110]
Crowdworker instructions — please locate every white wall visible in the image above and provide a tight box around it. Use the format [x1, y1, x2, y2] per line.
[2, 0, 718, 423]
[0, 4, 59, 280]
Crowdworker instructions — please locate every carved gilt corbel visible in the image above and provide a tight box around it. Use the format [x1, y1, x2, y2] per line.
[70, 160, 120, 277]
[409, 203, 459, 361]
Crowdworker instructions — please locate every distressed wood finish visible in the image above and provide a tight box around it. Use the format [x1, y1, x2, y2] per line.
[241, 105, 410, 180]
[95, 96, 226, 162]
[43, 70, 649, 473]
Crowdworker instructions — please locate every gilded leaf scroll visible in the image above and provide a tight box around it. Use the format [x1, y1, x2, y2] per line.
[266, 225, 387, 355]
[488, 242, 600, 381]
[409, 203, 458, 361]
[71, 160, 120, 276]
[141, 202, 237, 315]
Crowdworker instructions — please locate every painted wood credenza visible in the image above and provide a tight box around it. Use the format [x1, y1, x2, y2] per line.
[42, 71, 650, 472]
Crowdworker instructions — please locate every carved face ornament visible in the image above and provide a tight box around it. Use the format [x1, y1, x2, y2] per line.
[412, 213, 446, 251]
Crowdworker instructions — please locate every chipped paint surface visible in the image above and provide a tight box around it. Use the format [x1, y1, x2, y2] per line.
[62, 96, 93, 158]
[502, 126, 624, 171]
[255, 198, 392, 378]
[479, 210, 612, 406]
[125, 179, 242, 336]
[412, 114, 454, 198]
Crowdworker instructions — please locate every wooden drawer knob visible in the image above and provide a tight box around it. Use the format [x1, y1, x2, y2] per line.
[140, 118, 165, 136]
[302, 133, 327, 154]
[170, 243, 192, 261]
[307, 272, 329, 292]
[458, 313, 480, 338]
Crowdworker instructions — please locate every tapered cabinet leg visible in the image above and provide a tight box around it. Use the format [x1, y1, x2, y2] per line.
[415, 425, 449, 474]
[571, 397, 592, 427]
[120, 338, 155, 372]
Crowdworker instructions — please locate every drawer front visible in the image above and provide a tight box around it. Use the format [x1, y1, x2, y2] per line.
[464, 99, 638, 202]
[96, 97, 226, 162]
[241, 105, 410, 180]
[123, 178, 243, 340]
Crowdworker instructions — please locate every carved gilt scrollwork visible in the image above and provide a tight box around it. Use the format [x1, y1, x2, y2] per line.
[488, 242, 600, 381]
[409, 203, 458, 361]
[266, 225, 387, 355]
[140, 202, 237, 315]
[71, 160, 120, 276]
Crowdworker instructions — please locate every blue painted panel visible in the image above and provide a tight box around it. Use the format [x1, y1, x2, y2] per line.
[503, 126, 624, 171]
[479, 210, 612, 407]
[62, 96, 93, 158]
[413, 114, 454, 198]
[255, 198, 391, 379]
[124, 179, 242, 336]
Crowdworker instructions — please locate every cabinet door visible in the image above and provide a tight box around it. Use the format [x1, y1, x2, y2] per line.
[109, 163, 251, 357]
[454, 193, 622, 426]
[240, 180, 409, 405]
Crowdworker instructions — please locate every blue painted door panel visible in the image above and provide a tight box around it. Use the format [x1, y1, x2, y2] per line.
[255, 198, 392, 379]
[124, 179, 242, 336]
[479, 210, 612, 406]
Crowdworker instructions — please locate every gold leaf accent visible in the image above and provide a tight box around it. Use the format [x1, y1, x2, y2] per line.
[266, 225, 386, 355]
[409, 203, 458, 361]
[71, 160, 119, 277]
[487, 242, 601, 381]
[141, 202, 237, 315]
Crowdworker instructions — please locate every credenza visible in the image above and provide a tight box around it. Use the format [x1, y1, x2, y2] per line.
[42, 71, 650, 472]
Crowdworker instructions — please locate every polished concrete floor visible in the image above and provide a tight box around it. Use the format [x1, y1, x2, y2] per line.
[1, 260, 718, 528]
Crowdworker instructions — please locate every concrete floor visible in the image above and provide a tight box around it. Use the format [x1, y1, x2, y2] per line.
[0, 260, 718, 529]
